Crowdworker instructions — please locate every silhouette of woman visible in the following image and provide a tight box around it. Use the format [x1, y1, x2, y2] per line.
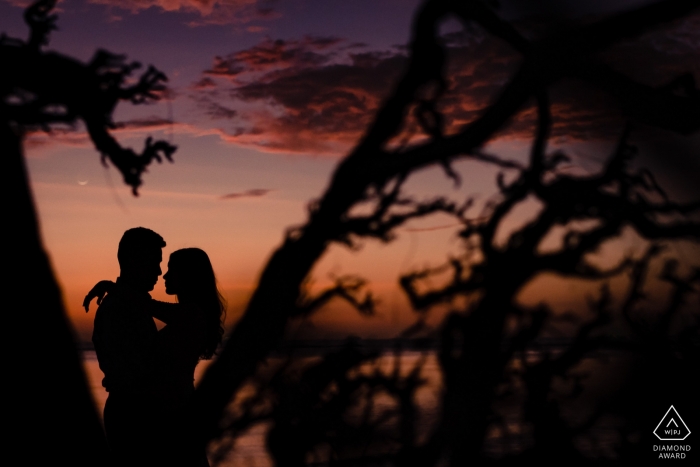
[85, 247, 225, 467]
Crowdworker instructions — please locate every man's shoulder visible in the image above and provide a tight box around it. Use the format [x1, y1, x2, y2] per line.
[94, 286, 141, 326]
[96, 284, 148, 312]
[93, 294, 123, 336]
[97, 291, 119, 308]
[94, 290, 124, 316]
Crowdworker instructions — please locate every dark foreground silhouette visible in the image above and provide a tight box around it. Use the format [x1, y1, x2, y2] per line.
[5, 1, 174, 465]
[192, 1, 700, 465]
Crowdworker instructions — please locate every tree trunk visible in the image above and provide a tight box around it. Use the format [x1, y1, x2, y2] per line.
[5, 121, 110, 466]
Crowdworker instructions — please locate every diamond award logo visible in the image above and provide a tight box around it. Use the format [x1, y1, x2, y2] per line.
[654, 406, 691, 441]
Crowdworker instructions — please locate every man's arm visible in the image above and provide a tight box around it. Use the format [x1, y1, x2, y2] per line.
[93, 293, 161, 393]
[85, 280, 183, 324]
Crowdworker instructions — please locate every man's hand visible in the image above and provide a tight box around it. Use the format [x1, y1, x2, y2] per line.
[84, 280, 116, 312]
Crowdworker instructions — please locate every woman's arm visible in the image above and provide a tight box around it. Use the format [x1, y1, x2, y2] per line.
[84, 279, 184, 323]
[83, 280, 115, 312]
[147, 299, 184, 324]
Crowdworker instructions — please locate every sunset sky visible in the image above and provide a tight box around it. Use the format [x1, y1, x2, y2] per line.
[2, 0, 699, 342]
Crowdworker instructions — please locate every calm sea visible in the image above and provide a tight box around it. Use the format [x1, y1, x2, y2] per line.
[82, 350, 445, 466]
[83, 344, 621, 464]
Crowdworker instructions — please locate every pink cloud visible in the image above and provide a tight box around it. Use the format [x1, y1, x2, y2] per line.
[86, 0, 278, 25]
[22, 116, 228, 153]
[204, 35, 346, 80]
[4, 0, 35, 7]
[220, 188, 273, 199]
[189, 12, 699, 156]
[193, 37, 408, 155]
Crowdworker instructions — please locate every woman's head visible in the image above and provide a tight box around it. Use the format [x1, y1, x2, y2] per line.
[164, 248, 217, 298]
[163, 248, 226, 359]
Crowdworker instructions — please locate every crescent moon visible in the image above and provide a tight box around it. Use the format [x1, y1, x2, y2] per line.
[78, 180, 88, 186]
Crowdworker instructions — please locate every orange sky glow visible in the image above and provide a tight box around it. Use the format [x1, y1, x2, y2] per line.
[4, 0, 698, 343]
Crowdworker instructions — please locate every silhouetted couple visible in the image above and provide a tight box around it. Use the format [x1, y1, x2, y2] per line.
[84, 227, 226, 467]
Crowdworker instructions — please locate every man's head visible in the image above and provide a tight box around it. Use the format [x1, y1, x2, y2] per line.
[117, 227, 166, 292]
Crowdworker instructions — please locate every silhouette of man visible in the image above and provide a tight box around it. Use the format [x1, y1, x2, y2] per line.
[92, 227, 167, 466]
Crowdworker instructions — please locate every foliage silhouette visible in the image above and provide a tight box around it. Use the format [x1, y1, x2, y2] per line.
[3, 1, 175, 465]
[191, 0, 700, 465]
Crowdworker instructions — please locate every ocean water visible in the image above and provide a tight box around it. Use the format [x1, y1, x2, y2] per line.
[83, 346, 630, 464]
[81, 350, 444, 466]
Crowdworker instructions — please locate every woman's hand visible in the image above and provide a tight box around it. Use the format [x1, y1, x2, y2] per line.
[83, 280, 116, 312]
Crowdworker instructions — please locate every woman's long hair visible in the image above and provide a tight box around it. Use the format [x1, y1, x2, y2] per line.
[169, 248, 226, 359]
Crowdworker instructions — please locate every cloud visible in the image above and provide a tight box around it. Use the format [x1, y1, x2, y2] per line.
[195, 31, 514, 155]
[192, 77, 217, 90]
[600, 14, 700, 87]
[24, 126, 92, 151]
[22, 116, 223, 153]
[191, 11, 699, 157]
[246, 25, 267, 33]
[204, 35, 347, 80]
[193, 37, 409, 154]
[220, 188, 273, 199]
[4, 0, 34, 7]
[86, 0, 279, 26]
[113, 116, 177, 130]
[205, 102, 238, 119]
